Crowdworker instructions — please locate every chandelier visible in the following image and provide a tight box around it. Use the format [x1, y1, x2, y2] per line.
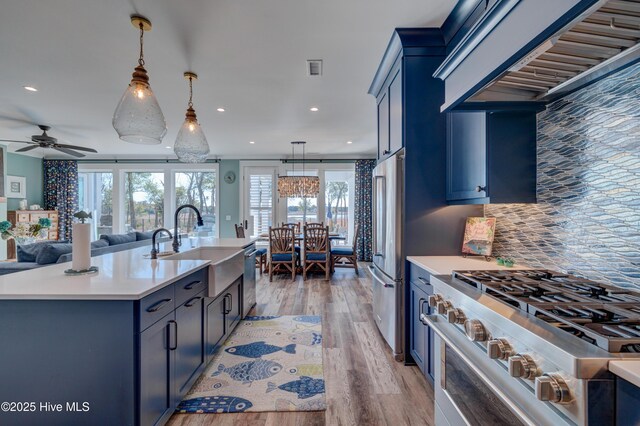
[278, 141, 320, 198]
[112, 15, 167, 144]
[174, 72, 210, 163]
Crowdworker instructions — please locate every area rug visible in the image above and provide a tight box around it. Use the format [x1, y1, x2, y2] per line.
[176, 315, 326, 414]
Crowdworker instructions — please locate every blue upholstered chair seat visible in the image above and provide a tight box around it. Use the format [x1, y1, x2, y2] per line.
[256, 248, 267, 255]
[272, 253, 295, 262]
[306, 252, 327, 261]
[331, 247, 354, 256]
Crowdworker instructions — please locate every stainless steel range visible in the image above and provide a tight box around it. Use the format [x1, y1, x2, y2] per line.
[425, 269, 640, 426]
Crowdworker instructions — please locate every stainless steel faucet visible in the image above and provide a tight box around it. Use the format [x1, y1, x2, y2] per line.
[172, 204, 204, 253]
[150, 228, 173, 259]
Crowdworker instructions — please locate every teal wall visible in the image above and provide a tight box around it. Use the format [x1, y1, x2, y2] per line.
[6, 153, 44, 211]
[218, 160, 240, 237]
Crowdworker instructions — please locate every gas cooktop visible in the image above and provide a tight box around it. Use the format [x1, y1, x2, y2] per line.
[452, 269, 640, 353]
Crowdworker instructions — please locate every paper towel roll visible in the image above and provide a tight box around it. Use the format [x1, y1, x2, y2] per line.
[72, 223, 91, 272]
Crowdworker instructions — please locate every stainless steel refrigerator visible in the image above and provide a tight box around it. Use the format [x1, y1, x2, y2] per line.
[370, 151, 404, 361]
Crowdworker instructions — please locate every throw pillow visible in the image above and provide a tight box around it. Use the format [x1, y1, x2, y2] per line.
[36, 243, 73, 265]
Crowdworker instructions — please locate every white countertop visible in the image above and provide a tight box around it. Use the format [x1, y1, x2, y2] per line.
[407, 255, 530, 276]
[0, 236, 257, 301]
[609, 361, 640, 388]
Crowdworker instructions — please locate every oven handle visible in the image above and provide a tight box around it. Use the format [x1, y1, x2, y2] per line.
[421, 314, 535, 426]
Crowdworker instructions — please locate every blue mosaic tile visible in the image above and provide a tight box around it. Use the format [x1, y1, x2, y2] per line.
[485, 63, 640, 289]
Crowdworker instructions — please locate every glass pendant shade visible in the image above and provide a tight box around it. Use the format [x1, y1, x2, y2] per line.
[113, 17, 167, 145]
[112, 78, 167, 145]
[174, 112, 210, 163]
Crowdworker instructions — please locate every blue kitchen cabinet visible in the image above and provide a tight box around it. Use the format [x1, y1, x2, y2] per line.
[175, 293, 206, 397]
[205, 277, 243, 363]
[617, 377, 640, 425]
[376, 63, 403, 162]
[446, 109, 538, 204]
[377, 91, 390, 160]
[139, 311, 177, 426]
[409, 262, 435, 382]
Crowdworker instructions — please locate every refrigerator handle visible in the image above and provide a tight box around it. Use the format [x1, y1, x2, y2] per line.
[373, 175, 386, 259]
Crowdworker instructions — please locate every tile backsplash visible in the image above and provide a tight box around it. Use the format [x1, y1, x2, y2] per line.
[485, 63, 640, 288]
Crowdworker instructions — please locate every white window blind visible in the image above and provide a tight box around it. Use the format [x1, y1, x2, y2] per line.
[249, 174, 273, 236]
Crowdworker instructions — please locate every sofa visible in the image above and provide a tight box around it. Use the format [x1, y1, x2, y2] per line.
[0, 231, 170, 276]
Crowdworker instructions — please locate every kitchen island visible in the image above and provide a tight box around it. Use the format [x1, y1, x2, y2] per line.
[0, 237, 257, 426]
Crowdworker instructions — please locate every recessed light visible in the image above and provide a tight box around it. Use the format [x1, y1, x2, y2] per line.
[347, 140, 353, 144]
[165, 146, 171, 149]
[217, 107, 225, 112]
[310, 107, 319, 112]
[23, 86, 38, 92]
[249, 141, 255, 144]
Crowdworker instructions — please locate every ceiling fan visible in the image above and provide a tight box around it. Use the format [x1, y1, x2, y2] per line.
[0, 125, 97, 158]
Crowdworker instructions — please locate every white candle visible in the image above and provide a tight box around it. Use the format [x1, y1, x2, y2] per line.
[72, 223, 91, 271]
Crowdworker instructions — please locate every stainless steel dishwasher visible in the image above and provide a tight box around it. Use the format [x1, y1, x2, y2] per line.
[242, 243, 257, 318]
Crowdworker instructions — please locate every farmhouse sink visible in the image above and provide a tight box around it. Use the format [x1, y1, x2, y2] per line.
[161, 247, 244, 298]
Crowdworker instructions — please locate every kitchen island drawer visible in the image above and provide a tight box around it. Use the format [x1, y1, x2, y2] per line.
[175, 268, 207, 306]
[138, 284, 175, 331]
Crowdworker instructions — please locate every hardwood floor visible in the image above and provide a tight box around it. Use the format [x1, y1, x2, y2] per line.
[168, 265, 435, 426]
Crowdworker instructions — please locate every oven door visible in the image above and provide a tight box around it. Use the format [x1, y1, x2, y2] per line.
[422, 314, 535, 426]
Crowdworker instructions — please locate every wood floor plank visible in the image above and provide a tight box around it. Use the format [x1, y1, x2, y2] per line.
[167, 264, 434, 426]
[353, 321, 401, 395]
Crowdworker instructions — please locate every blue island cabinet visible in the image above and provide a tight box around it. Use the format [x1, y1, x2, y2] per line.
[0, 266, 210, 426]
[408, 261, 435, 382]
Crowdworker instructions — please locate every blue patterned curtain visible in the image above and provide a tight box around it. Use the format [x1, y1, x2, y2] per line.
[354, 159, 376, 261]
[43, 160, 78, 241]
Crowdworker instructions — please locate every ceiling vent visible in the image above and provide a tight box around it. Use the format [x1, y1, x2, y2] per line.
[307, 60, 323, 76]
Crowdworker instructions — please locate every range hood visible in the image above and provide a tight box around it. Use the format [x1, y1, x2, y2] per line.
[470, 0, 640, 102]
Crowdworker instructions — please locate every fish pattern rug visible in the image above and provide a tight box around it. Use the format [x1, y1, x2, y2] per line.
[176, 315, 326, 414]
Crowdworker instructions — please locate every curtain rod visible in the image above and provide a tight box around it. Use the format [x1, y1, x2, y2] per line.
[74, 158, 373, 164]
[76, 159, 221, 164]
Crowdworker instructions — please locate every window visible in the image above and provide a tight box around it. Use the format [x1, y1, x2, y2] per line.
[286, 170, 318, 225]
[325, 170, 354, 243]
[174, 171, 217, 237]
[247, 171, 274, 237]
[124, 172, 165, 232]
[78, 172, 113, 237]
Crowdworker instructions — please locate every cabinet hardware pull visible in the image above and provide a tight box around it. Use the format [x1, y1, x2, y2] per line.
[224, 294, 232, 314]
[418, 297, 426, 317]
[168, 320, 178, 350]
[184, 281, 202, 290]
[229, 293, 233, 313]
[185, 296, 202, 308]
[475, 185, 486, 192]
[417, 277, 430, 285]
[245, 249, 258, 258]
[146, 298, 172, 313]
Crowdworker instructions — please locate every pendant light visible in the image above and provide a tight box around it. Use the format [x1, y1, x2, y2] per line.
[112, 15, 167, 145]
[278, 141, 320, 198]
[174, 72, 210, 163]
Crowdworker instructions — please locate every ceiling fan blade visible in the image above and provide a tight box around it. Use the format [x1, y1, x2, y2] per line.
[53, 147, 85, 158]
[15, 145, 40, 153]
[0, 139, 35, 144]
[55, 144, 98, 153]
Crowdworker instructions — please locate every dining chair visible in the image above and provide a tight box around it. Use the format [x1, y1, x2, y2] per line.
[305, 222, 324, 228]
[235, 224, 267, 274]
[269, 226, 297, 282]
[281, 222, 301, 266]
[303, 225, 330, 281]
[331, 223, 360, 275]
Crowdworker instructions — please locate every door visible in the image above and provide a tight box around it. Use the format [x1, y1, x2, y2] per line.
[388, 68, 403, 156]
[377, 92, 389, 160]
[242, 167, 276, 237]
[139, 312, 176, 426]
[447, 112, 487, 201]
[206, 295, 226, 362]
[372, 153, 402, 280]
[226, 278, 242, 333]
[243, 248, 257, 318]
[410, 283, 428, 375]
[175, 293, 205, 398]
